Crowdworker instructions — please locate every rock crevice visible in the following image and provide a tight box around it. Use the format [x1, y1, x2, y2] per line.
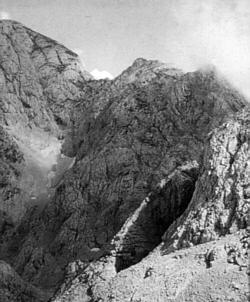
[112, 162, 198, 272]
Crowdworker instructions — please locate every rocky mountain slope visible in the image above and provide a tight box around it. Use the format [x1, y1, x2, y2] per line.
[0, 19, 92, 225]
[52, 110, 249, 302]
[0, 20, 249, 302]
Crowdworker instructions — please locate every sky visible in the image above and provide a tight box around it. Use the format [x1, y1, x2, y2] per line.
[0, 0, 249, 98]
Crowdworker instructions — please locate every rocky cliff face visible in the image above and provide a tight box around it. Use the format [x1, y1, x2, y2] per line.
[0, 20, 92, 224]
[162, 110, 249, 251]
[0, 20, 249, 302]
[52, 110, 249, 302]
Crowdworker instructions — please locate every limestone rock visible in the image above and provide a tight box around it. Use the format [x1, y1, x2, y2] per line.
[52, 110, 249, 302]
[5, 58, 247, 297]
[0, 260, 48, 302]
[52, 232, 249, 302]
[0, 20, 92, 222]
[162, 110, 249, 251]
[0, 21, 249, 301]
[0, 126, 24, 222]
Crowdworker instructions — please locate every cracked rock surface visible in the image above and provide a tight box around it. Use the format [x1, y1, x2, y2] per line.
[0, 20, 249, 302]
[0, 20, 91, 223]
[52, 112, 249, 302]
[52, 231, 249, 302]
[4, 62, 248, 300]
[162, 110, 249, 251]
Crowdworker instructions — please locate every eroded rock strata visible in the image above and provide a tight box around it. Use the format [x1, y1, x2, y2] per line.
[52, 111, 249, 302]
[0, 20, 249, 302]
[162, 110, 249, 251]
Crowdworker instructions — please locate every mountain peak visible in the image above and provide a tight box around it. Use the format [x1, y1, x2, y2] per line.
[115, 57, 183, 85]
[132, 57, 149, 66]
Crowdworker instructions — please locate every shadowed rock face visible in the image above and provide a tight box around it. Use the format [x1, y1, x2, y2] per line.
[0, 20, 249, 302]
[0, 260, 48, 302]
[113, 163, 199, 272]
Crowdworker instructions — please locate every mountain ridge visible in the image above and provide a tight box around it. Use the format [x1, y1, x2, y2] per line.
[0, 20, 248, 302]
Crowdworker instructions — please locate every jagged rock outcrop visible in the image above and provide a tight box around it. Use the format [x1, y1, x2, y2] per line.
[2, 55, 247, 299]
[162, 110, 249, 251]
[0, 20, 92, 223]
[112, 161, 198, 272]
[0, 21, 249, 302]
[52, 111, 249, 302]
[0, 20, 92, 300]
[0, 20, 91, 129]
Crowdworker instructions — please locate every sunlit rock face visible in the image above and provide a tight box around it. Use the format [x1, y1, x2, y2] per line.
[0, 20, 92, 223]
[162, 110, 249, 251]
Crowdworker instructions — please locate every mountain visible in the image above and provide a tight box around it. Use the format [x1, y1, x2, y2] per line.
[52, 110, 249, 302]
[0, 21, 249, 302]
[0, 20, 92, 224]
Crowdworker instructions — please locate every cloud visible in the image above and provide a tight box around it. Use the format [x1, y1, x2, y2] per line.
[72, 50, 114, 80]
[91, 68, 114, 80]
[0, 11, 10, 20]
[165, 0, 250, 98]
